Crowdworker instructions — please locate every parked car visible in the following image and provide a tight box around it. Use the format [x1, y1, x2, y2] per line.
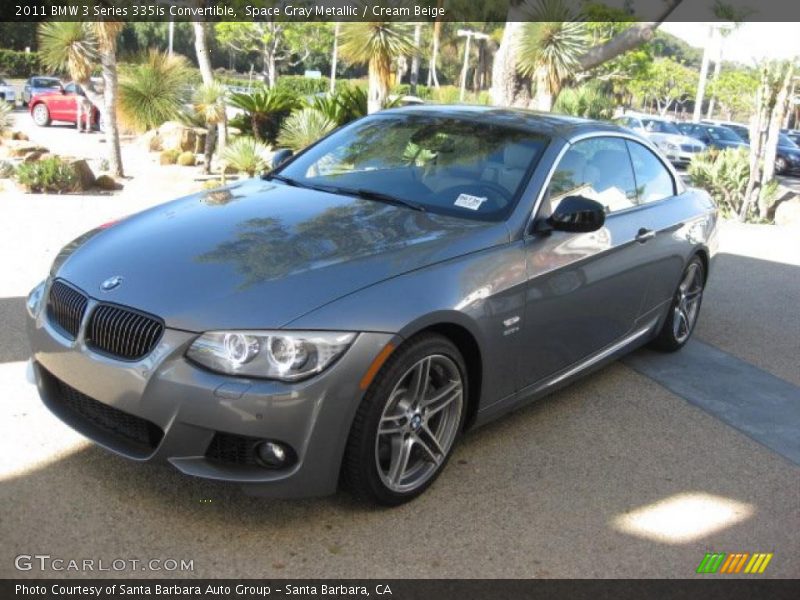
[614, 113, 705, 167]
[681, 123, 748, 151]
[703, 120, 800, 175]
[0, 77, 16, 104]
[29, 82, 100, 130]
[22, 76, 62, 106]
[783, 129, 800, 146]
[26, 107, 717, 505]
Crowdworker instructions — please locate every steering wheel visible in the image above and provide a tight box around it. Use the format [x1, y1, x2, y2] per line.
[436, 182, 514, 211]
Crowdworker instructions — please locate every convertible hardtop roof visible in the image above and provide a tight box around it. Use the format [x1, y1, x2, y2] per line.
[379, 104, 628, 141]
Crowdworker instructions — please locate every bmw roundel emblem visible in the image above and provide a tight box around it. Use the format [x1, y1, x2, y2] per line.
[100, 276, 123, 291]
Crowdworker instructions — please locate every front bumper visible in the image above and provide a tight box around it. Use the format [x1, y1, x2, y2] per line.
[27, 288, 395, 498]
[663, 148, 701, 166]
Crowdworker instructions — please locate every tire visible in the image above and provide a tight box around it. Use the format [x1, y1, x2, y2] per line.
[650, 256, 705, 352]
[32, 103, 50, 127]
[343, 333, 467, 505]
[775, 157, 787, 175]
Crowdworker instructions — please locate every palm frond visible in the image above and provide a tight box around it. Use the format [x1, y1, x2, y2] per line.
[338, 21, 415, 65]
[277, 108, 336, 152]
[193, 82, 228, 126]
[37, 21, 96, 81]
[117, 50, 193, 132]
[221, 137, 272, 177]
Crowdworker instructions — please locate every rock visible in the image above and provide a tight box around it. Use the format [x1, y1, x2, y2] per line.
[95, 174, 123, 191]
[140, 129, 161, 152]
[774, 195, 800, 227]
[0, 142, 48, 159]
[67, 159, 95, 191]
[12, 131, 29, 141]
[157, 121, 198, 153]
[22, 150, 46, 163]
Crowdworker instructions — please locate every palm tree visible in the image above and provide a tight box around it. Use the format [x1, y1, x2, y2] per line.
[339, 21, 414, 114]
[221, 137, 271, 178]
[193, 82, 228, 174]
[38, 22, 125, 176]
[516, 0, 588, 111]
[229, 88, 297, 143]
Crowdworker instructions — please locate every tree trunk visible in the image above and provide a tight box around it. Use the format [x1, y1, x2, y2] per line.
[430, 6, 442, 89]
[330, 22, 340, 93]
[531, 65, 553, 111]
[99, 49, 123, 177]
[368, 56, 390, 114]
[193, 22, 214, 85]
[203, 119, 217, 175]
[490, 21, 531, 107]
[410, 23, 422, 94]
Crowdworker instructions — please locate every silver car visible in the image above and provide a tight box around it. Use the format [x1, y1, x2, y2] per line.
[26, 107, 718, 505]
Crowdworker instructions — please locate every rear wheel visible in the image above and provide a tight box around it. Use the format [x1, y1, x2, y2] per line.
[32, 103, 50, 127]
[650, 257, 705, 352]
[775, 157, 788, 175]
[343, 334, 466, 505]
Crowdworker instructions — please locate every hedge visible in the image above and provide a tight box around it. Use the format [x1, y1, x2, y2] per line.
[0, 50, 41, 78]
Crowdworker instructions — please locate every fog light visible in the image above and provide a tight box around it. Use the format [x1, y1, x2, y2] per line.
[256, 441, 288, 468]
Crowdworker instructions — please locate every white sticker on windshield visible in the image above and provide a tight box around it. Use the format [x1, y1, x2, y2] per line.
[454, 193, 487, 210]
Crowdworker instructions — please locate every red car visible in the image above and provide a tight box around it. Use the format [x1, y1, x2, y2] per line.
[29, 82, 101, 130]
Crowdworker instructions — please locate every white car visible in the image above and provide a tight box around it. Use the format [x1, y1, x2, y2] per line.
[614, 114, 705, 167]
[0, 77, 16, 104]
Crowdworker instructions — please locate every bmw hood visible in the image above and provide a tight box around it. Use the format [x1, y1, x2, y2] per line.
[650, 133, 704, 149]
[52, 179, 508, 331]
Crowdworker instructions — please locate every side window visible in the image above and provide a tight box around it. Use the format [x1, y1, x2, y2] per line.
[546, 137, 637, 215]
[63, 83, 77, 95]
[626, 141, 675, 204]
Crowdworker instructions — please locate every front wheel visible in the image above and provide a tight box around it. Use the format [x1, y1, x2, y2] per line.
[343, 334, 466, 505]
[32, 103, 50, 127]
[775, 157, 788, 175]
[650, 257, 705, 352]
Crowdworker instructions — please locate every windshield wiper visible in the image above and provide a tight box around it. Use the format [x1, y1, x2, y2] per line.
[346, 188, 427, 212]
[264, 173, 301, 187]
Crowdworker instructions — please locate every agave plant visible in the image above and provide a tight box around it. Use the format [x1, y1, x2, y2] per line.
[517, 0, 589, 111]
[229, 87, 297, 143]
[277, 109, 337, 153]
[117, 50, 193, 132]
[687, 147, 751, 218]
[221, 136, 271, 178]
[339, 21, 414, 114]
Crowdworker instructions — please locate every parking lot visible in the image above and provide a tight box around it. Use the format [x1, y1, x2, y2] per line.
[1, 110, 799, 580]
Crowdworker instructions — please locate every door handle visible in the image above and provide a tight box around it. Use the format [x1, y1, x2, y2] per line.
[636, 228, 656, 243]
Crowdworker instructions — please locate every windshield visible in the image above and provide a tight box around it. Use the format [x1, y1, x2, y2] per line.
[779, 133, 799, 148]
[707, 126, 742, 142]
[642, 119, 681, 135]
[276, 113, 549, 222]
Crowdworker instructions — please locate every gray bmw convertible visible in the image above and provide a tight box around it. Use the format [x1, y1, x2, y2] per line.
[26, 106, 718, 505]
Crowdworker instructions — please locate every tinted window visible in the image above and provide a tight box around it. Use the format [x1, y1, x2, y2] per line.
[626, 141, 675, 203]
[642, 119, 681, 135]
[278, 114, 549, 222]
[707, 126, 742, 142]
[64, 83, 78, 94]
[32, 78, 60, 88]
[547, 137, 637, 214]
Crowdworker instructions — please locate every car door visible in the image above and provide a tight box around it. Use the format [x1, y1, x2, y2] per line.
[518, 136, 652, 388]
[59, 83, 80, 123]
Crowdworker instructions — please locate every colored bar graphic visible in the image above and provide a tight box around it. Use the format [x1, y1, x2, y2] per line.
[697, 553, 726, 573]
[700, 552, 774, 574]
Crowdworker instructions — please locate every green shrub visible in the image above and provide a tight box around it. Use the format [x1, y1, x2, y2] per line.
[222, 136, 271, 177]
[15, 157, 78, 193]
[160, 149, 180, 165]
[229, 87, 298, 143]
[177, 151, 196, 166]
[0, 49, 40, 78]
[392, 83, 433, 100]
[431, 86, 462, 104]
[277, 108, 336, 152]
[687, 147, 751, 218]
[554, 84, 616, 120]
[273, 75, 331, 97]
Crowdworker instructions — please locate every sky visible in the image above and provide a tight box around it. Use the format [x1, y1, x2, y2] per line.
[659, 23, 800, 65]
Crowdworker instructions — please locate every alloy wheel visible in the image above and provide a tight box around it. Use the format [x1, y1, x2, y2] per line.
[672, 262, 704, 344]
[33, 104, 49, 126]
[374, 354, 463, 493]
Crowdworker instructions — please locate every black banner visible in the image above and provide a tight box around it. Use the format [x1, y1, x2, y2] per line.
[4, 0, 800, 23]
[3, 579, 800, 600]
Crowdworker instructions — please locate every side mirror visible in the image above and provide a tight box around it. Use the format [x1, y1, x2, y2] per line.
[270, 148, 293, 170]
[541, 195, 606, 234]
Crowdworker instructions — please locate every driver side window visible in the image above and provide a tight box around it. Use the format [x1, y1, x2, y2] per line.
[545, 137, 637, 216]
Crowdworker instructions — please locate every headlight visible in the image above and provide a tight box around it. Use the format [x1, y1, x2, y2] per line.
[26, 280, 47, 319]
[664, 142, 679, 151]
[186, 331, 357, 381]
